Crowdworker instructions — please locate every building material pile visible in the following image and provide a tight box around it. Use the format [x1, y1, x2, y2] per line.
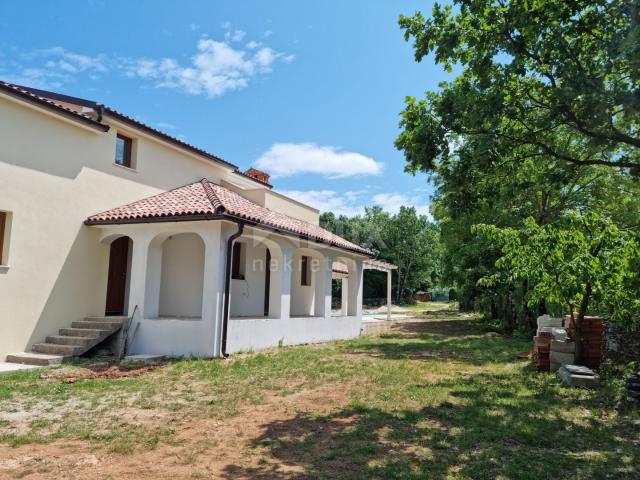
[626, 371, 640, 407]
[533, 315, 568, 372]
[565, 316, 604, 369]
[558, 364, 600, 388]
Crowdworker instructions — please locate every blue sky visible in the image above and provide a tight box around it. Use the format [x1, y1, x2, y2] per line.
[0, 0, 449, 217]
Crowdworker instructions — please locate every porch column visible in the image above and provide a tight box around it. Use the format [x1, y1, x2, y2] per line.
[316, 255, 332, 319]
[341, 279, 348, 316]
[201, 223, 224, 357]
[127, 232, 153, 320]
[347, 259, 363, 319]
[270, 246, 293, 321]
[387, 269, 392, 322]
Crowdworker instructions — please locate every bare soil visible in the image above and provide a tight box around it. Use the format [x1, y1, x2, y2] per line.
[0, 381, 356, 479]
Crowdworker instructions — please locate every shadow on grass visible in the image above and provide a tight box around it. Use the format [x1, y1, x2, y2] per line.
[222, 370, 639, 480]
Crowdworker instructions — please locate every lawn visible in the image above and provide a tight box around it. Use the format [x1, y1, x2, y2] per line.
[0, 308, 638, 479]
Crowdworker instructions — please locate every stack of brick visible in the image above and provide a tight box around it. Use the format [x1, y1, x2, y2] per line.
[533, 333, 552, 371]
[565, 316, 604, 369]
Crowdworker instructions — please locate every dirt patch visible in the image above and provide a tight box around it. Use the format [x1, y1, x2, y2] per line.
[0, 382, 358, 479]
[40, 363, 161, 383]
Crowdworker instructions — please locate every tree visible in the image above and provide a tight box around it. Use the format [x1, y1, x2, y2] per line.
[397, 0, 640, 172]
[321, 207, 441, 303]
[475, 213, 640, 362]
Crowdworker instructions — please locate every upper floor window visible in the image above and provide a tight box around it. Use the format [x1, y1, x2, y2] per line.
[115, 133, 133, 168]
[0, 211, 10, 266]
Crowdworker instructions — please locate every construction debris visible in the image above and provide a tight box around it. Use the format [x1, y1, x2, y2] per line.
[558, 365, 600, 388]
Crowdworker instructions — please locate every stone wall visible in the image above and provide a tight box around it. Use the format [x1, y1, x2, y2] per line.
[604, 322, 640, 362]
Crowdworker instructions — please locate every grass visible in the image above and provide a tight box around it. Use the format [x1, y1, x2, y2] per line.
[0, 307, 638, 479]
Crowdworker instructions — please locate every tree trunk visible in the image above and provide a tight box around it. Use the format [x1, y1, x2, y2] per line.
[507, 283, 516, 334]
[490, 298, 498, 319]
[574, 283, 593, 365]
[522, 279, 535, 331]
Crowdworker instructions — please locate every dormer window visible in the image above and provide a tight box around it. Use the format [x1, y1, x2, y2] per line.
[115, 133, 133, 168]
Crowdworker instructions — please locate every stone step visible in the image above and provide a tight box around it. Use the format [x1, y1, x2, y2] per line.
[71, 320, 122, 331]
[32, 343, 84, 356]
[85, 316, 128, 323]
[6, 352, 65, 366]
[46, 335, 95, 347]
[59, 327, 108, 338]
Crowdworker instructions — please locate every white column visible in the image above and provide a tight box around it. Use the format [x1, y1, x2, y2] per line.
[271, 247, 292, 321]
[347, 259, 363, 319]
[316, 255, 332, 319]
[387, 270, 392, 322]
[143, 241, 163, 319]
[201, 223, 223, 357]
[341, 278, 348, 317]
[127, 232, 153, 320]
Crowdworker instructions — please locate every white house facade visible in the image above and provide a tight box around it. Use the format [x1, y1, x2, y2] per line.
[0, 81, 375, 364]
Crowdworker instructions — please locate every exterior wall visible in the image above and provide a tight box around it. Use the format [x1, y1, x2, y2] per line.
[230, 241, 268, 317]
[0, 95, 229, 358]
[227, 316, 362, 353]
[158, 233, 205, 318]
[0, 91, 365, 359]
[225, 186, 320, 225]
[290, 251, 317, 316]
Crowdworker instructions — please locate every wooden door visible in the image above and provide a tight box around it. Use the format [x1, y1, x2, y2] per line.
[105, 236, 130, 316]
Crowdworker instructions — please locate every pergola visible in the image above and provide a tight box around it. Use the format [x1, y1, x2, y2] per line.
[334, 259, 398, 321]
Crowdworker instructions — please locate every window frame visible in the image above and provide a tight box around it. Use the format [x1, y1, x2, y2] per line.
[115, 133, 133, 168]
[232, 242, 245, 280]
[301, 255, 311, 286]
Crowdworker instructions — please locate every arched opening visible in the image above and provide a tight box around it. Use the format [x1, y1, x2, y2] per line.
[157, 233, 205, 318]
[105, 235, 133, 316]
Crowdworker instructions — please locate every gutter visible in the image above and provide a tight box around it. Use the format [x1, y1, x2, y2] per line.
[221, 221, 245, 357]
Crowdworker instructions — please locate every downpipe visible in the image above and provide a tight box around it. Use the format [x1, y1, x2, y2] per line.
[221, 221, 244, 357]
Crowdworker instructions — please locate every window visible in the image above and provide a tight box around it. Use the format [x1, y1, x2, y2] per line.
[301, 255, 311, 286]
[115, 133, 133, 168]
[232, 242, 245, 280]
[0, 211, 8, 265]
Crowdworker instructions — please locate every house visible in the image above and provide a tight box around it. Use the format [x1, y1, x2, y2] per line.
[0, 81, 394, 365]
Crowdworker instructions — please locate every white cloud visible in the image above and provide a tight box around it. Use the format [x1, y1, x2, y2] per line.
[281, 190, 365, 217]
[281, 189, 431, 218]
[263, 30, 273, 38]
[372, 193, 432, 217]
[189, 23, 200, 31]
[40, 47, 107, 74]
[125, 37, 292, 98]
[246, 41, 262, 49]
[254, 143, 383, 179]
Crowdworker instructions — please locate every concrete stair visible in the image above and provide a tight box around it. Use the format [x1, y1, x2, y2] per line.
[6, 316, 127, 366]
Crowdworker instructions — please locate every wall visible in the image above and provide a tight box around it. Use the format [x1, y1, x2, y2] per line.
[158, 233, 205, 318]
[227, 316, 362, 353]
[226, 186, 320, 225]
[290, 251, 316, 316]
[0, 94, 230, 359]
[130, 318, 215, 357]
[230, 241, 268, 317]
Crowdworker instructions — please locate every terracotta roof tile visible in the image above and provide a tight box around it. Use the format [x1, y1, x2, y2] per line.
[86, 180, 372, 256]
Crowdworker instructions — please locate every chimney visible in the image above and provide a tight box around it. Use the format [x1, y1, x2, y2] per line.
[244, 168, 271, 185]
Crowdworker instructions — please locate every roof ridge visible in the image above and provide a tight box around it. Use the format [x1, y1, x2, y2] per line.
[200, 179, 225, 214]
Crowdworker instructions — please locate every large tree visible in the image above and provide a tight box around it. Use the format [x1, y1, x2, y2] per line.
[397, 0, 640, 173]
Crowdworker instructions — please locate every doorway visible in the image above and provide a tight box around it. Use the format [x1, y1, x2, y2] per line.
[105, 236, 131, 316]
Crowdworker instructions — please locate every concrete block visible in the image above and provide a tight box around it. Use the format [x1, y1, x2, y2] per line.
[537, 315, 564, 330]
[551, 340, 576, 353]
[550, 351, 575, 365]
[558, 365, 600, 388]
[550, 361, 562, 372]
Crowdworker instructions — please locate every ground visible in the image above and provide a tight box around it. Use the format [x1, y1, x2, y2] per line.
[0, 304, 638, 479]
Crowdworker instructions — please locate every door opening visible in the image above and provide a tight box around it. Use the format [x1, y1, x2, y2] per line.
[105, 236, 131, 316]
